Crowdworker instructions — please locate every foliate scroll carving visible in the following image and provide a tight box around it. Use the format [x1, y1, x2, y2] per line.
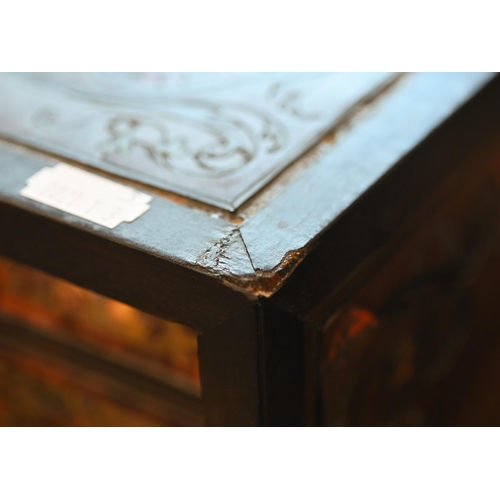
[32, 100, 289, 178]
[98, 102, 289, 178]
[0, 72, 394, 209]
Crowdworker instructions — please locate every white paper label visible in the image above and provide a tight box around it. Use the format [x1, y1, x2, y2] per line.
[20, 163, 152, 229]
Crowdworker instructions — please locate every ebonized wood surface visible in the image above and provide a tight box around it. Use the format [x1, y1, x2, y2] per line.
[0, 73, 494, 331]
[1, 72, 499, 425]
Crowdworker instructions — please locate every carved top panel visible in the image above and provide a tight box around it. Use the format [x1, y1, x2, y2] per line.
[0, 73, 393, 210]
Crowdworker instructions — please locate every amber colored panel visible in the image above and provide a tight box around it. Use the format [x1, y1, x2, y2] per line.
[0, 256, 199, 388]
[0, 346, 178, 426]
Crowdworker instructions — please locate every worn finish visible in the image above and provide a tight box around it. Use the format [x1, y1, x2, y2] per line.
[240, 72, 493, 273]
[271, 74, 500, 319]
[0, 73, 393, 210]
[0, 73, 494, 301]
[0, 143, 253, 278]
[1, 72, 499, 425]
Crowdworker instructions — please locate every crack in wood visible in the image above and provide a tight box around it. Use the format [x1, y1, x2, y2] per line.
[195, 226, 308, 298]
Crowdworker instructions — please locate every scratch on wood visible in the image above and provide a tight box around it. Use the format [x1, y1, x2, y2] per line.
[195, 228, 239, 273]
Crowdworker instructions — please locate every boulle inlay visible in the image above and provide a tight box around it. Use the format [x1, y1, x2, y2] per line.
[0, 73, 393, 209]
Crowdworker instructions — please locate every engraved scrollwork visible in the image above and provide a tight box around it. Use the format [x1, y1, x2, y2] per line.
[32, 99, 289, 178]
[266, 74, 329, 120]
[97, 101, 288, 177]
[267, 83, 322, 120]
[26, 73, 331, 178]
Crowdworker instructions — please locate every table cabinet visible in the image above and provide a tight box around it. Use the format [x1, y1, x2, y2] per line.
[0, 72, 499, 425]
